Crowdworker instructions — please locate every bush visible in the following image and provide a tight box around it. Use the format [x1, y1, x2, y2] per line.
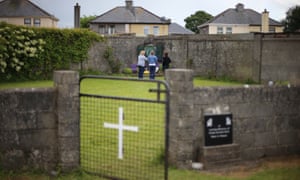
[103, 46, 122, 74]
[0, 22, 103, 81]
[122, 68, 132, 75]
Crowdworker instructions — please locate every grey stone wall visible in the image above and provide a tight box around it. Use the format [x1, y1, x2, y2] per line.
[0, 71, 80, 172]
[165, 69, 195, 169]
[83, 33, 300, 85]
[0, 88, 58, 171]
[81, 37, 145, 73]
[165, 69, 300, 169]
[260, 34, 300, 84]
[1, 69, 299, 172]
[54, 71, 80, 171]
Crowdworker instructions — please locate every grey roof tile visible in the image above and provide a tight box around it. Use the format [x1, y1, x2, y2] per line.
[169, 23, 194, 34]
[0, 0, 58, 20]
[200, 4, 281, 27]
[90, 6, 170, 24]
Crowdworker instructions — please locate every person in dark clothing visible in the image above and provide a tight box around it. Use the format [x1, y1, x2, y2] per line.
[162, 52, 171, 72]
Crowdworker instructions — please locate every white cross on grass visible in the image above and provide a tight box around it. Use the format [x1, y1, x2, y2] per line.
[103, 107, 139, 159]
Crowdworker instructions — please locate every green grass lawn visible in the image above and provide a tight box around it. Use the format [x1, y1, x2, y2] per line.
[0, 80, 53, 89]
[0, 76, 243, 90]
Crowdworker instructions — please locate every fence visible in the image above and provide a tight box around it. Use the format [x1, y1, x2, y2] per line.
[79, 76, 170, 179]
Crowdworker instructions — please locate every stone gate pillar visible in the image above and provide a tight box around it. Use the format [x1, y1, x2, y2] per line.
[54, 71, 80, 171]
[165, 69, 195, 169]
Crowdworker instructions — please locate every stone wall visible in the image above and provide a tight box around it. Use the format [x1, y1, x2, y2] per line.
[81, 36, 145, 73]
[0, 71, 80, 172]
[1, 69, 300, 172]
[260, 34, 300, 84]
[82, 33, 300, 84]
[165, 69, 300, 169]
[0, 88, 57, 171]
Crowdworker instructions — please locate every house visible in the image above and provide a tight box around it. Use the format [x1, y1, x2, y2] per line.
[198, 3, 283, 34]
[0, 0, 59, 28]
[89, 0, 171, 36]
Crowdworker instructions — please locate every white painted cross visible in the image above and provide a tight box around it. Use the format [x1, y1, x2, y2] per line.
[103, 107, 139, 159]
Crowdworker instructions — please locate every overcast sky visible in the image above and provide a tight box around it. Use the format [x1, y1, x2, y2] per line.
[30, 0, 300, 28]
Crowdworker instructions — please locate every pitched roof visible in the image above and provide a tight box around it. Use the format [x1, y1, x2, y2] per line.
[199, 3, 281, 27]
[169, 23, 194, 35]
[90, 2, 170, 24]
[0, 0, 58, 21]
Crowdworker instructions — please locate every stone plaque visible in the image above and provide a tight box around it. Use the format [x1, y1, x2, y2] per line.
[204, 114, 233, 146]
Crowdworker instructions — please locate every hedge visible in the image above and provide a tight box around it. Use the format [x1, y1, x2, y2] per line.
[0, 22, 103, 81]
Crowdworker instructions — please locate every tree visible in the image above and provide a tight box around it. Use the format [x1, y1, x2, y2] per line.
[80, 15, 97, 28]
[184, 11, 213, 34]
[283, 5, 300, 32]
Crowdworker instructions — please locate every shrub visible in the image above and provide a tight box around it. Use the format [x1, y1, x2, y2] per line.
[0, 24, 45, 80]
[103, 46, 122, 74]
[0, 22, 103, 81]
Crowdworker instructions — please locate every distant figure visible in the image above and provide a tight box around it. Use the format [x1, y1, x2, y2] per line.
[162, 52, 171, 72]
[137, 50, 147, 79]
[147, 51, 158, 80]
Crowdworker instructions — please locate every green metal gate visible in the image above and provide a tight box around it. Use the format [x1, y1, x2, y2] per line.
[80, 76, 169, 180]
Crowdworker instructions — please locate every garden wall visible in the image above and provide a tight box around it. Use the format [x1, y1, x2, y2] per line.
[1, 70, 299, 172]
[83, 33, 300, 84]
[165, 69, 300, 169]
[0, 71, 80, 172]
[0, 88, 57, 171]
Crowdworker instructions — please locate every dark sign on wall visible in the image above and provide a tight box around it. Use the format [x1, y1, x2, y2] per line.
[204, 114, 233, 146]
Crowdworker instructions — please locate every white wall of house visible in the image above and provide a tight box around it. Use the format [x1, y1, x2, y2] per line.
[208, 24, 283, 34]
[0, 17, 58, 28]
[209, 24, 250, 34]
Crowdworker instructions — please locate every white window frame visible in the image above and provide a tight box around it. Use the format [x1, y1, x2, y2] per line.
[34, 18, 41, 27]
[144, 26, 149, 35]
[217, 26, 223, 34]
[24, 18, 31, 26]
[125, 24, 130, 33]
[153, 26, 159, 35]
[108, 25, 115, 34]
[226, 27, 232, 34]
[99, 25, 105, 34]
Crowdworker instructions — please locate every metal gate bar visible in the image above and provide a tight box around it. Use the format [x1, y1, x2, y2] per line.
[79, 76, 169, 180]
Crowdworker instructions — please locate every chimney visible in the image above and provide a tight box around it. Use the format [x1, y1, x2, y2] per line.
[74, 3, 80, 28]
[236, 3, 244, 12]
[125, 0, 133, 9]
[261, 9, 269, 33]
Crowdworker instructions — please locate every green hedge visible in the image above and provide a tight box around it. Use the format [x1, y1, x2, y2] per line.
[0, 22, 103, 81]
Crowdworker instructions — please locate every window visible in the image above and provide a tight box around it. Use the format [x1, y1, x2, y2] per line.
[153, 26, 159, 35]
[34, 18, 40, 27]
[269, 26, 275, 33]
[226, 27, 232, 34]
[99, 25, 105, 34]
[24, 18, 31, 26]
[217, 26, 223, 34]
[144, 26, 149, 35]
[125, 24, 130, 33]
[108, 25, 115, 34]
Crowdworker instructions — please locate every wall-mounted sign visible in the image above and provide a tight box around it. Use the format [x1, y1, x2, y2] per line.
[204, 114, 233, 146]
